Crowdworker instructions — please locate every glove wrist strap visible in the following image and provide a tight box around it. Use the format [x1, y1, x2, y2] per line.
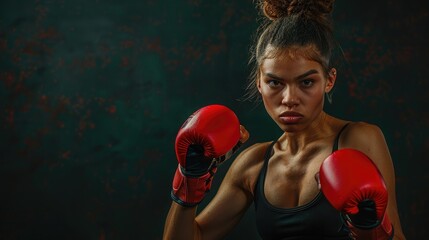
[344, 213, 393, 240]
[171, 165, 217, 207]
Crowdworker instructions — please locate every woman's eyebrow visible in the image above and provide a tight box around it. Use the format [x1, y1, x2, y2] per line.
[295, 69, 318, 80]
[264, 72, 283, 80]
[264, 69, 319, 80]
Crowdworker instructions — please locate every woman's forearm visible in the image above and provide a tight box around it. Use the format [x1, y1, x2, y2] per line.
[163, 202, 202, 240]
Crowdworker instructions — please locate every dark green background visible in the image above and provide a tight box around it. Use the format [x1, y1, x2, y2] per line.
[1, 0, 428, 239]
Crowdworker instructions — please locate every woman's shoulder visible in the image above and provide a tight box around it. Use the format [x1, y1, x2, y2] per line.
[226, 141, 273, 193]
[339, 121, 388, 157]
[230, 141, 272, 171]
[342, 121, 385, 144]
[239, 141, 273, 159]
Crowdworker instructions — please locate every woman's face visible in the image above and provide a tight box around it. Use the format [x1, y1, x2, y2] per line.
[257, 51, 336, 133]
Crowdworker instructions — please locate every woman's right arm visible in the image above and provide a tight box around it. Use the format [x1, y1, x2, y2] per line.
[163, 202, 200, 240]
[163, 143, 267, 240]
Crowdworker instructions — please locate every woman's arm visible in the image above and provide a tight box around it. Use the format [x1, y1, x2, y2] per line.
[342, 122, 406, 239]
[163, 142, 267, 240]
[163, 203, 200, 240]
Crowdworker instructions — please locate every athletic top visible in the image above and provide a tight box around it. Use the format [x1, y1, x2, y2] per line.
[254, 124, 351, 240]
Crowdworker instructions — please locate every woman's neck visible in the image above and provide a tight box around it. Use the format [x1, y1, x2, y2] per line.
[279, 112, 336, 155]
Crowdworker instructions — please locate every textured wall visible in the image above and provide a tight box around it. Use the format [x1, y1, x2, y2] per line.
[1, 0, 428, 239]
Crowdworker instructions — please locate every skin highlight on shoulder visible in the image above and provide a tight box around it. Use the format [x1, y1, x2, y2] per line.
[227, 142, 272, 196]
[339, 122, 384, 152]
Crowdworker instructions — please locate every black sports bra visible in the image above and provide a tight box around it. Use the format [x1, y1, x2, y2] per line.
[254, 124, 351, 240]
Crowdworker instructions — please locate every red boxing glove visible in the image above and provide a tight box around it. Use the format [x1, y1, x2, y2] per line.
[319, 149, 393, 240]
[171, 105, 241, 207]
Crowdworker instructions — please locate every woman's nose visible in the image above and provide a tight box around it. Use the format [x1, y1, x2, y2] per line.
[281, 86, 299, 107]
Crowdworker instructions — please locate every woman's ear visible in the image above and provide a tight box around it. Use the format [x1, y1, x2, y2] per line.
[325, 68, 337, 93]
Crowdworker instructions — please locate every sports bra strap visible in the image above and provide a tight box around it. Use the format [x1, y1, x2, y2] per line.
[332, 123, 350, 152]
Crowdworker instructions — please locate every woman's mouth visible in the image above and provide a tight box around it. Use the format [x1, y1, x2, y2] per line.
[279, 112, 304, 124]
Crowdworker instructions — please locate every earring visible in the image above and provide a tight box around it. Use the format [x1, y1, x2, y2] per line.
[325, 91, 333, 104]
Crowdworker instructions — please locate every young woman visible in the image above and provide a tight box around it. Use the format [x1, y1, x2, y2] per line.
[163, 0, 406, 239]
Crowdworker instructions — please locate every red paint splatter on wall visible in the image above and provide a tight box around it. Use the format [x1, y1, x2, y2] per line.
[107, 105, 116, 114]
[121, 40, 135, 49]
[121, 57, 130, 68]
[22, 40, 53, 56]
[61, 151, 71, 159]
[37, 27, 60, 40]
[144, 37, 162, 54]
[38, 95, 49, 111]
[204, 31, 226, 63]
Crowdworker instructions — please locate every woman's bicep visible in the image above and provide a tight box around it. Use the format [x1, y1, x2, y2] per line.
[196, 177, 252, 240]
[195, 143, 265, 240]
[195, 165, 253, 240]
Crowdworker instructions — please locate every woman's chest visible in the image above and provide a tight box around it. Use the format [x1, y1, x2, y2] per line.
[263, 148, 330, 208]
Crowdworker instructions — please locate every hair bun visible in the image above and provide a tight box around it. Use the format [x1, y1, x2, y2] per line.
[261, 0, 335, 20]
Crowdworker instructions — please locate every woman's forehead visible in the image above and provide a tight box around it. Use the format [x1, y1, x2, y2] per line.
[262, 44, 321, 61]
[260, 54, 323, 78]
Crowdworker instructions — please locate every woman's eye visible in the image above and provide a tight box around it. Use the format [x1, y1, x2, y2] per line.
[301, 79, 314, 87]
[267, 80, 281, 88]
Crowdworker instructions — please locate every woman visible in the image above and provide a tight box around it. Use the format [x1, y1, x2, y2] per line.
[163, 0, 406, 239]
